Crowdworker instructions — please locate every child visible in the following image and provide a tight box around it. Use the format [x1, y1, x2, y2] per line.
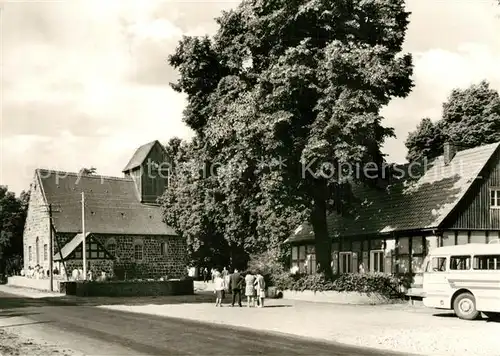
[254, 271, 266, 308]
[213, 271, 225, 307]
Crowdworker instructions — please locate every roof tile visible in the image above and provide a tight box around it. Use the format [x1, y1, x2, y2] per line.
[37, 169, 176, 236]
[288, 142, 500, 243]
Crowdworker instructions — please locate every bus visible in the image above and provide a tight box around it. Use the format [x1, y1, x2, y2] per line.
[422, 241, 500, 320]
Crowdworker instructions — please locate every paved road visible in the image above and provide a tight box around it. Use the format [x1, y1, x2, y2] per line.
[0, 291, 411, 356]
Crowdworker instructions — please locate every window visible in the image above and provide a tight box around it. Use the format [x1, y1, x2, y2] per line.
[412, 256, 425, 273]
[305, 245, 316, 273]
[397, 237, 410, 274]
[107, 243, 116, 257]
[450, 255, 471, 270]
[490, 189, 500, 208]
[473, 255, 500, 270]
[86, 242, 105, 259]
[426, 257, 447, 272]
[35, 237, 40, 264]
[134, 243, 143, 260]
[160, 242, 168, 256]
[291, 245, 308, 273]
[352, 242, 361, 273]
[331, 251, 338, 275]
[339, 252, 353, 273]
[28, 246, 32, 262]
[291, 246, 298, 268]
[43, 244, 48, 261]
[370, 250, 384, 272]
[305, 253, 316, 274]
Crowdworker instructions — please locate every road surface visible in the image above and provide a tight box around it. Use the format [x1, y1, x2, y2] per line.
[0, 290, 412, 356]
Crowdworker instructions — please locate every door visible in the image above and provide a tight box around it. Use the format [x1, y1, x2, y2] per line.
[423, 255, 450, 308]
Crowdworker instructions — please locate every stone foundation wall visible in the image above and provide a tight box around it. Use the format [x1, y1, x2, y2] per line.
[61, 279, 194, 297]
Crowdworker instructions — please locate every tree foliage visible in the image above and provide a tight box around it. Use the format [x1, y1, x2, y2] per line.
[0, 186, 29, 275]
[406, 80, 500, 161]
[165, 0, 413, 276]
[79, 167, 97, 175]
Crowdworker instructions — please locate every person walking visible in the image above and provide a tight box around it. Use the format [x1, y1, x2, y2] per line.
[213, 271, 225, 307]
[202, 267, 208, 283]
[254, 271, 266, 308]
[244, 271, 256, 307]
[229, 268, 244, 307]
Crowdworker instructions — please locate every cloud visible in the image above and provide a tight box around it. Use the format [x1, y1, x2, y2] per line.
[381, 0, 500, 163]
[1, 0, 500, 194]
[1, 0, 239, 194]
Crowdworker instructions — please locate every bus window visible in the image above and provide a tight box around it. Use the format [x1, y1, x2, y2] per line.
[473, 255, 500, 270]
[426, 257, 447, 272]
[450, 255, 471, 270]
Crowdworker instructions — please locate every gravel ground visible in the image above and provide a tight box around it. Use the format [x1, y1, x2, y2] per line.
[101, 299, 500, 356]
[0, 328, 81, 356]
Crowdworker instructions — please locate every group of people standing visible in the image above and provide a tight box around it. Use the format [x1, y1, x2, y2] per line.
[211, 267, 266, 308]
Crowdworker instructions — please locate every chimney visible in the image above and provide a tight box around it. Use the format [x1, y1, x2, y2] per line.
[443, 142, 457, 165]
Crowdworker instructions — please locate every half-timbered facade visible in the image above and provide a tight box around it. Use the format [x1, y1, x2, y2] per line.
[287, 141, 500, 276]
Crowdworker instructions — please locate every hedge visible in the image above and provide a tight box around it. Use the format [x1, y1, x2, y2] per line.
[285, 272, 406, 299]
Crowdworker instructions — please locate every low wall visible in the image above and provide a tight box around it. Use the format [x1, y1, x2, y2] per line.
[8, 276, 62, 292]
[61, 279, 194, 297]
[283, 290, 402, 305]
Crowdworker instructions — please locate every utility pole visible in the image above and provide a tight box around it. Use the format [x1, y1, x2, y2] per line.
[49, 204, 54, 291]
[82, 192, 87, 280]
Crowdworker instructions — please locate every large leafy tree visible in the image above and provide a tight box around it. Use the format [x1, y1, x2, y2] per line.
[167, 0, 413, 277]
[406, 80, 500, 161]
[78, 167, 97, 175]
[160, 137, 247, 269]
[0, 187, 29, 276]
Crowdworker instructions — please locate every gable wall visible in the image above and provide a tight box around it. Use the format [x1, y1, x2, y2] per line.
[23, 173, 51, 271]
[448, 148, 500, 230]
[140, 143, 168, 204]
[142, 144, 167, 203]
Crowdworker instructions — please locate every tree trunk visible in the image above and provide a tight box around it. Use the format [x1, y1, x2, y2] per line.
[310, 180, 332, 280]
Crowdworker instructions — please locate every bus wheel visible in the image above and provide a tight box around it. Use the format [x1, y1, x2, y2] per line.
[483, 312, 500, 321]
[453, 293, 480, 320]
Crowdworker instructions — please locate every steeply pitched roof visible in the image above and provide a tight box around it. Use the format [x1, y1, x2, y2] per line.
[122, 140, 160, 172]
[288, 142, 500, 243]
[37, 169, 176, 236]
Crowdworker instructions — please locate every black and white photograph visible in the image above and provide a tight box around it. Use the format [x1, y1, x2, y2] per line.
[1, 0, 500, 355]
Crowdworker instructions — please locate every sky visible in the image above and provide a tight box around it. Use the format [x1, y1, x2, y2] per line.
[1, 0, 500, 195]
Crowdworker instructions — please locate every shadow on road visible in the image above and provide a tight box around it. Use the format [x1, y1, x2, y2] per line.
[432, 312, 500, 323]
[0, 310, 41, 318]
[432, 312, 456, 318]
[0, 290, 290, 309]
[0, 321, 52, 328]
